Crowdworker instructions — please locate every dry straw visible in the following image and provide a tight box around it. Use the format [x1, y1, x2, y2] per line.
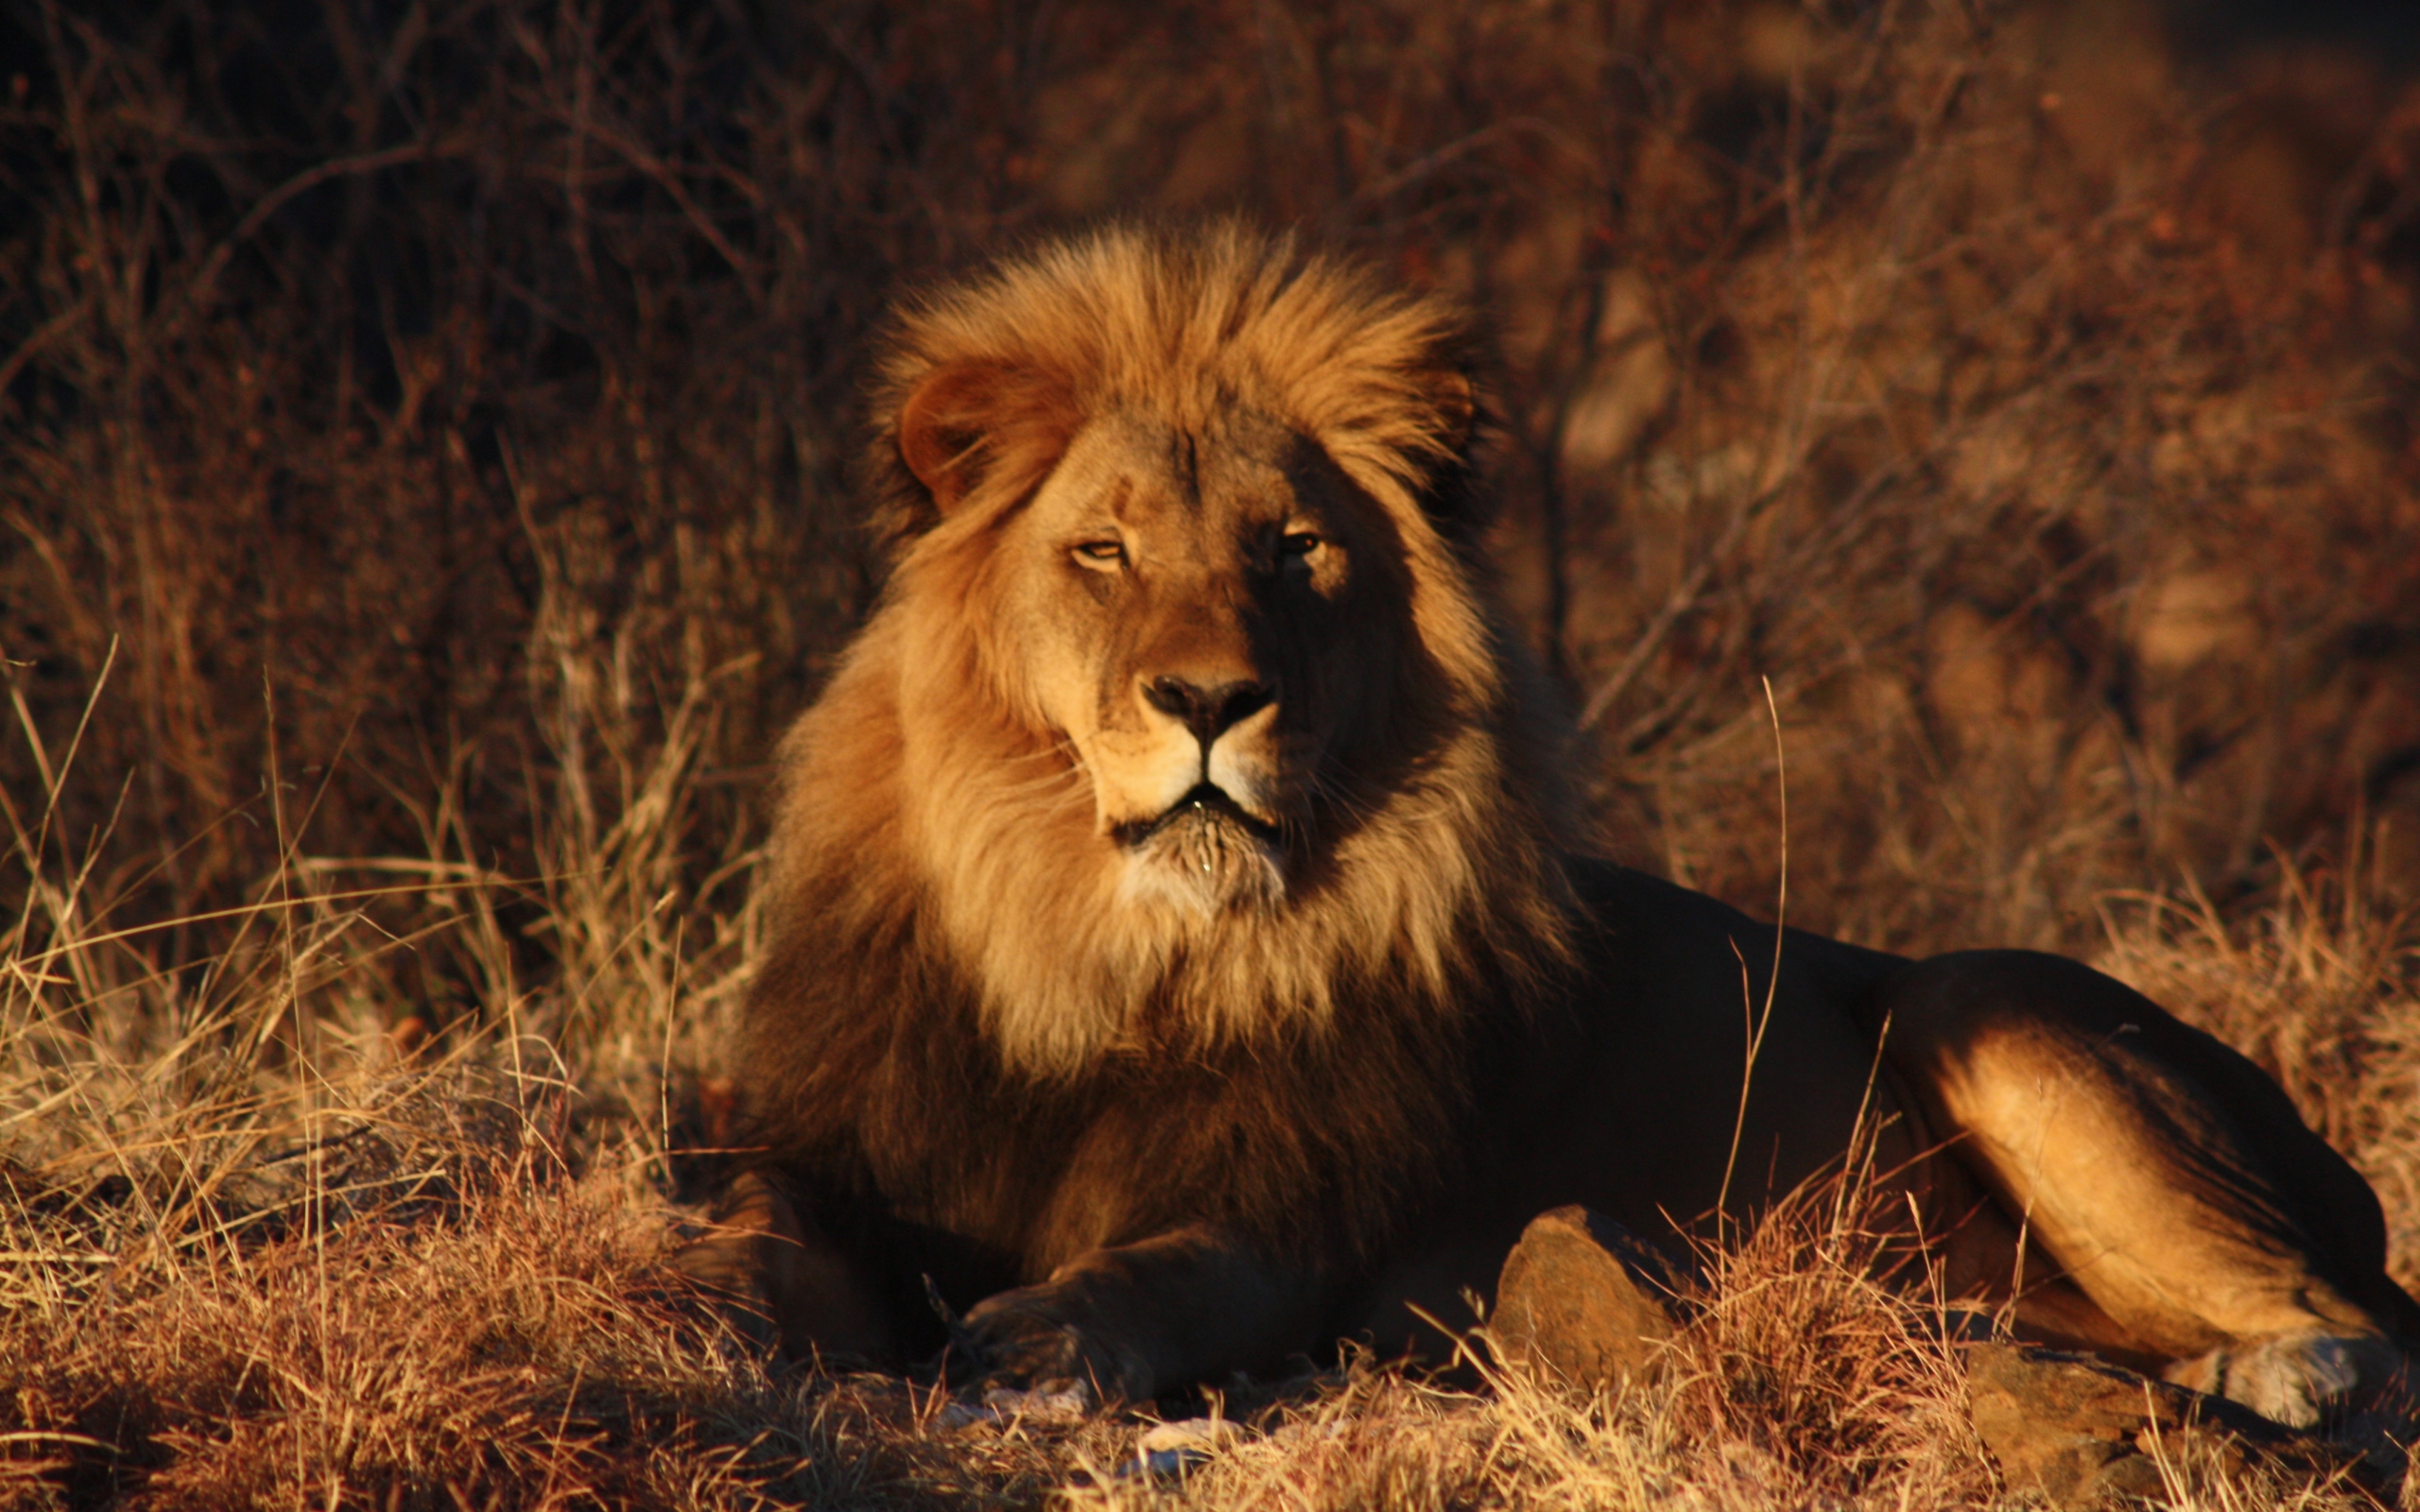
[7, 0, 2420, 1505]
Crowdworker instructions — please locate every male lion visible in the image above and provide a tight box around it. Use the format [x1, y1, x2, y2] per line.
[716, 223, 2417, 1428]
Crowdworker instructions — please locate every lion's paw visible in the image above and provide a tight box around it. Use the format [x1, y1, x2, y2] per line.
[2166, 1331, 2404, 1428]
[956, 1289, 1144, 1404]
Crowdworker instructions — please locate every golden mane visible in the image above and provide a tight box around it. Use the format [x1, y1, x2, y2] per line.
[761, 222, 1576, 1077]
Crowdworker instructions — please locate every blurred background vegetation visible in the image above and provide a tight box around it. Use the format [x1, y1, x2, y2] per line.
[6, 0, 2420, 1053]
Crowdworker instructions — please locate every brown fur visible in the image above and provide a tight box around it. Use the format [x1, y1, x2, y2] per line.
[723, 224, 2419, 1422]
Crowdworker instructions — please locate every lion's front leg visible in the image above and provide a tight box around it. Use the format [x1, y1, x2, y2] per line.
[672, 1170, 901, 1367]
[957, 1224, 1329, 1403]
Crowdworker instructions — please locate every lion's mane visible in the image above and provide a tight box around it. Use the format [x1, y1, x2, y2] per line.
[738, 225, 1582, 1293]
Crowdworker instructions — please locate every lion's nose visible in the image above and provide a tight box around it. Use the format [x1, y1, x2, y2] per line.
[1143, 675, 1275, 748]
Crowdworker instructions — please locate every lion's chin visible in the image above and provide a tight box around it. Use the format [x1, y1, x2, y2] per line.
[1116, 807, 1288, 917]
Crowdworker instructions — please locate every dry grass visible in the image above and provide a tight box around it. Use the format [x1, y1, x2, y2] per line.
[6, 806, 2417, 1504]
[8, 0, 2420, 1505]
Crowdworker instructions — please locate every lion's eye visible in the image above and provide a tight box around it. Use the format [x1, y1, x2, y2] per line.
[1072, 540, 1127, 568]
[1279, 530, 1322, 558]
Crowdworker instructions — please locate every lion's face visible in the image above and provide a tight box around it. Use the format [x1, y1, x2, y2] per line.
[783, 227, 1553, 1068]
[988, 407, 1409, 916]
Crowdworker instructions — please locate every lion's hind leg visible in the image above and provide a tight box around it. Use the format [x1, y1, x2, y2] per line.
[1871, 950, 2414, 1427]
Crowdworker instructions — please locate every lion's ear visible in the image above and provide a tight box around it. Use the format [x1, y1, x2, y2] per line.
[896, 360, 1071, 515]
[1400, 365, 1486, 540]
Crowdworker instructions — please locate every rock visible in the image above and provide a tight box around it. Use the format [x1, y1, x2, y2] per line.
[939, 1383, 1098, 1430]
[1962, 1341, 2371, 1505]
[1492, 1205, 1687, 1392]
[1116, 1416, 1254, 1478]
[1138, 1417, 1252, 1455]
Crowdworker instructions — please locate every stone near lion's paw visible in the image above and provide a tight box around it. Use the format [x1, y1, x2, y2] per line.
[1493, 1205, 1685, 1392]
[937, 1383, 1097, 1431]
[982, 1383, 1093, 1420]
[1962, 1341, 2366, 1506]
[1118, 1417, 1255, 1479]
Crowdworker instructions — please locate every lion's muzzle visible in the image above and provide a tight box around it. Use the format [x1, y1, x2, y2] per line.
[1117, 793, 1287, 914]
[1094, 651, 1296, 917]
[1141, 675, 1274, 749]
[1115, 782, 1281, 849]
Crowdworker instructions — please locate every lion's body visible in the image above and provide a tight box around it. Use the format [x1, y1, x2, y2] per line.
[725, 225, 2417, 1424]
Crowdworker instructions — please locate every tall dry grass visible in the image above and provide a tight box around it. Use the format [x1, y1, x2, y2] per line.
[7, 0, 2420, 1505]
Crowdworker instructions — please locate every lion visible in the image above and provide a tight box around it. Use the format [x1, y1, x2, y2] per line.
[707, 222, 2419, 1429]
